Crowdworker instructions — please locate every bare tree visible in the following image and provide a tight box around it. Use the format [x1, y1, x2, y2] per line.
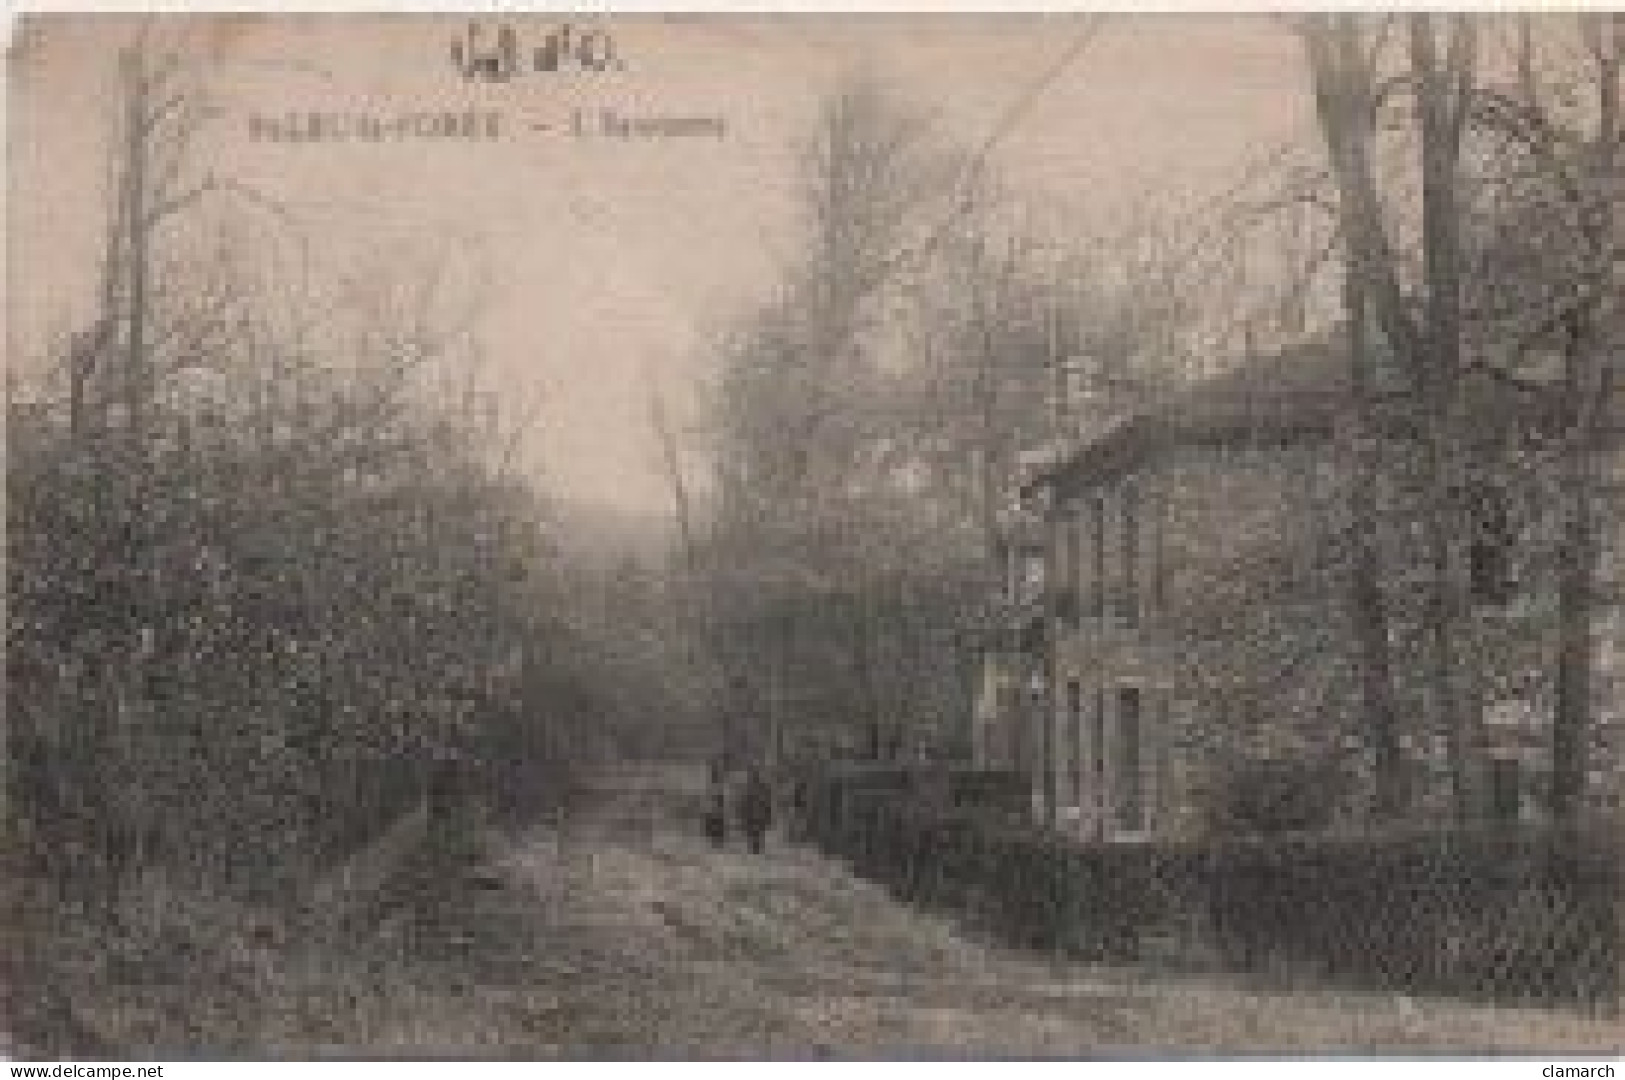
[704, 74, 975, 763]
[1472, 15, 1621, 825]
[1294, 17, 1412, 821]
[1301, 13, 1623, 824]
[1301, 14, 1489, 821]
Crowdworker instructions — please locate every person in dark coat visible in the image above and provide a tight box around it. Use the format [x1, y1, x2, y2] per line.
[739, 767, 773, 855]
[788, 774, 809, 842]
[704, 757, 728, 848]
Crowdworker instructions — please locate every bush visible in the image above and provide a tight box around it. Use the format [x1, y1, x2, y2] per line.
[1197, 825, 1619, 1003]
[7, 379, 591, 906]
[807, 769, 1620, 1005]
[808, 772, 1174, 960]
[1204, 754, 1345, 837]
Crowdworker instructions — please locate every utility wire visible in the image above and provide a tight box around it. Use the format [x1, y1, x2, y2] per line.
[874, 17, 1109, 285]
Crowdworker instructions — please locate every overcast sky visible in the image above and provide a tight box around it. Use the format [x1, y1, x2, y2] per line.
[11, 14, 1312, 523]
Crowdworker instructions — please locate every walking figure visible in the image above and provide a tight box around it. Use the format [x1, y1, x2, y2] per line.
[789, 774, 809, 842]
[740, 767, 773, 855]
[704, 757, 728, 848]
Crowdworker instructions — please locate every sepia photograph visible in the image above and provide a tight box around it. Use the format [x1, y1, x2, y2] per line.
[4, 10, 1624, 1060]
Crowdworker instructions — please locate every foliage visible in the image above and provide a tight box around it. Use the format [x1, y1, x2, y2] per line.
[1297, 13, 1623, 822]
[808, 771, 1620, 1004]
[1202, 755, 1347, 837]
[7, 318, 608, 902]
[1198, 824, 1619, 1004]
[805, 780, 1165, 961]
[6, 36, 623, 906]
[698, 74, 993, 763]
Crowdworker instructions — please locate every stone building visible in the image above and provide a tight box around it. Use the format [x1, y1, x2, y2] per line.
[971, 333, 1623, 841]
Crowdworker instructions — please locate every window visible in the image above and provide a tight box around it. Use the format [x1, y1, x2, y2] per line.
[1065, 680, 1083, 806]
[1050, 510, 1081, 625]
[1115, 686, 1144, 833]
[1073, 501, 1090, 622]
[1021, 550, 1046, 604]
[1070, 510, 1086, 628]
[1469, 483, 1515, 606]
[981, 681, 1007, 767]
[1050, 509, 1071, 620]
[1121, 484, 1139, 626]
[1149, 488, 1165, 614]
[1010, 684, 1030, 779]
[1489, 756, 1522, 824]
[1091, 494, 1106, 620]
[1600, 520, 1621, 590]
[1091, 685, 1107, 824]
[1002, 541, 1018, 605]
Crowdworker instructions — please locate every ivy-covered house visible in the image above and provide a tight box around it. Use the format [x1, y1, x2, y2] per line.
[971, 332, 1624, 840]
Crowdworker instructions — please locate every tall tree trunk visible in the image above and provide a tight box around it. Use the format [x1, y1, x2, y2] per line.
[970, 236, 1010, 585]
[1410, 14, 1480, 822]
[122, 46, 150, 455]
[1306, 15, 1415, 822]
[1344, 277, 1407, 821]
[1304, 14, 1482, 820]
[1552, 348, 1600, 825]
[1551, 15, 1620, 825]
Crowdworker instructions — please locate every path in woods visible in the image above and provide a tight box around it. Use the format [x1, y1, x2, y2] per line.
[439, 762, 1622, 1056]
[30, 762, 1620, 1056]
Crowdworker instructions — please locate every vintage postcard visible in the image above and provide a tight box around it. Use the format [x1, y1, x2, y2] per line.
[6, 11, 1623, 1060]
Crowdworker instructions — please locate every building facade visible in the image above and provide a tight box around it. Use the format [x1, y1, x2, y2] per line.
[973, 336, 1624, 841]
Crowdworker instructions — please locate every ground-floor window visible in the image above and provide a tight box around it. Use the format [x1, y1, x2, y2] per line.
[1092, 685, 1107, 827]
[1488, 755, 1522, 823]
[990, 681, 1020, 767]
[1116, 685, 1144, 833]
[1063, 679, 1083, 807]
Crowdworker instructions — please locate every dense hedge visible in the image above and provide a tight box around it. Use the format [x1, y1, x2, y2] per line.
[7, 384, 595, 905]
[1196, 826, 1619, 1004]
[806, 775, 1167, 960]
[807, 770, 1620, 1005]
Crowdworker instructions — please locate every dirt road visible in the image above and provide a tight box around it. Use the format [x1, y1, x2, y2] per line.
[39, 762, 1622, 1057]
[429, 763, 1622, 1056]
